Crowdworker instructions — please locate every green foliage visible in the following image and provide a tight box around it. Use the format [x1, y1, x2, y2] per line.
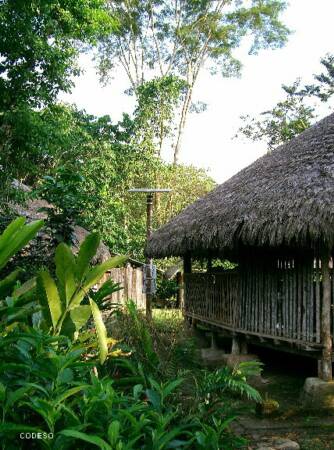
[0, 218, 45, 329]
[134, 75, 188, 154]
[0, 0, 116, 191]
[17, 104, 215, 260]
[155, 278, 179, 307]
[36, 232, 127, 363]
[0, 0, 114, 110]
[33, 165, 87, 245]
[90, 279, 123, 311]
[0, 222, 254, 450]
[297, 54, 334, 103]
[0, 324, 246, 450]
[0, 217, 44, 272]
[125, 301, 160, 370]
[99, 0, 290, 160]
[237, 80, 316, 150]
[237, 53, 334, 150]
[200, 361, 263, 405]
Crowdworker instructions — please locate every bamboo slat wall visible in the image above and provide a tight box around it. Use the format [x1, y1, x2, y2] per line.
[184, 255, 333, 345]
[100, 265, 146, 309]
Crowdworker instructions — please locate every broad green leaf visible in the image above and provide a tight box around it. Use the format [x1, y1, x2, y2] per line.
[59, 429, 111, 450]
[156, 427, 188, 449]
[12, 277, 36, 299]
[75, 232, 100, 281]
[83, 256, 127, 291]
[38, 270, 63, 331]
[55, 243, 76, 306]
[0, 217, 25, 252]
[162, 378, 184, 399]
[25, 398, 55, 431]
[166, 439, 190, 448]
[145, 389, 161, 410]
[70, 305, 91, 330]
[133, 384, 143, 399]
[0, 269, 22, 298]
[89, 298, 108, 364]
[54, 385, 89, 405]
[69, 256, 127, 309]
[5, 386, 31, 410]
[0, 219, 43, 270]
[107, 420, 120, 447]
[0, 423, 45, 434]
[60, 305, 91, 338]
[57, 368, 74, 385]
[0, 382, 6, 402]
[58, 403, 80, 425]
[20, 383, 49, 397]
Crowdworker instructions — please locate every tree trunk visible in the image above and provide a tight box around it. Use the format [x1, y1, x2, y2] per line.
[320, 251, 332, 381]
[173, 86, 193, 164]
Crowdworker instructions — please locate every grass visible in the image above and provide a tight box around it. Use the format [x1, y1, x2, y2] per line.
[152, 308, 183, 330]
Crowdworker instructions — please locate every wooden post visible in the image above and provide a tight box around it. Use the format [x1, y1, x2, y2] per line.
[207, 257, 212, 273]
[176, 271, 183, 309]
[211, 332, 219, 350]
[184, 254, 192, 274]
[231, 335, 248, 355]
[319, 251, 332, 381]
[145, 193, 154, 320]
[183, 255, 191, 317]
[231, 336, 240, 354]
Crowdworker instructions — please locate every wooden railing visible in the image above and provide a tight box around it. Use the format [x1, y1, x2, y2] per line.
[184, 256, 334, 345]
[184, 272, 239, 328]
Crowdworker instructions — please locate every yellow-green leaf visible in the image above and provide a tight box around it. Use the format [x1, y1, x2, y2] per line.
[38, 270, 63, 331]
[89, 298, 108, 364]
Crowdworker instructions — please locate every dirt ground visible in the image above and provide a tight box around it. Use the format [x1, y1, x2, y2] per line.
[230, 345, 334, 449]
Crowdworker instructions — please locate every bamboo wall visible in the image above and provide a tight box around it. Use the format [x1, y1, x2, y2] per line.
[184, 254, 334, 346]
[100, 264, 146, 310]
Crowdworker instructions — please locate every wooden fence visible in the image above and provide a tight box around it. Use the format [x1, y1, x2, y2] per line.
[184, 255, 334, 346]
[101, 264, 146, 310]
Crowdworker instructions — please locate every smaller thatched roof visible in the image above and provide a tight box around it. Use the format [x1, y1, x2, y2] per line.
[6, 183, 111, 264]
[146, 112, 334, 258]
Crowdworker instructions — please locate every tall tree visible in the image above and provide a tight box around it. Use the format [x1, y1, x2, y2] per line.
[0, 0, 115, 190]
[98, 0, 290, 163]
[236, 54, 334, 150]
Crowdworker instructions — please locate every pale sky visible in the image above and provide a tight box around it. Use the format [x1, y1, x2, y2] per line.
[61, 0, 334, 183]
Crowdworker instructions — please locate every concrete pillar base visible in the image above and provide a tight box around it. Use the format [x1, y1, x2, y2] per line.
[300, 377, 334, 411]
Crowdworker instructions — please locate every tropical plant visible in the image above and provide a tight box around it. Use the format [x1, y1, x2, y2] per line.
[0, 330, 92, 446]
[0, 217, 44, 330]
[0, 326, 193, 450]
[0, 217, 44, 273]
[89, 279, 123, 312]
[36, 232, 127, 363]
[200, 361, 262, 403]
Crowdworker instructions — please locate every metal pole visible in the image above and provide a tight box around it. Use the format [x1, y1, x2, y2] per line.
[146, 193, 154, 319]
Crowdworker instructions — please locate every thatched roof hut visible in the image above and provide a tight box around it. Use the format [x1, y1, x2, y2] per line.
[146, 113, 334, 382]
[146, 113, 334, 259]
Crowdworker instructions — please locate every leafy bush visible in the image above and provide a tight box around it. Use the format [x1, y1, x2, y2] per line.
[109, 302, 199, 381]
[36, 232, 127, 363]
[0, 325, 246, 450]
[154, 278, 179, 308]
[0, 219, 256, 449]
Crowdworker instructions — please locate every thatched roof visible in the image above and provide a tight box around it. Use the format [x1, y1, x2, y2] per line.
[146, 113, 334, 258]
[6, 184, 112, 264]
